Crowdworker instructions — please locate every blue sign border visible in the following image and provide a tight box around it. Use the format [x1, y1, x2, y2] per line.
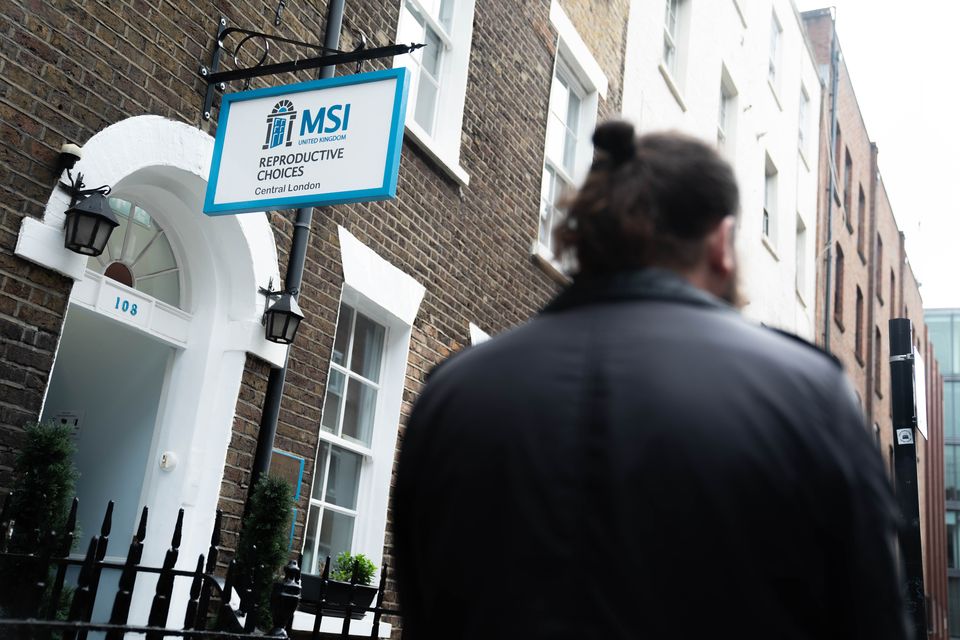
[204, 67, 410, 215]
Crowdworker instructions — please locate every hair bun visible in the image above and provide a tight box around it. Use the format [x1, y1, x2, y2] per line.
[592, 120, 636, 165]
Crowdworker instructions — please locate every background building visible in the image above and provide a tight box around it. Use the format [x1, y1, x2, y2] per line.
[620, 0, 822, 337]
[804, 8, 948, 637]
[929, 309, 960, 636]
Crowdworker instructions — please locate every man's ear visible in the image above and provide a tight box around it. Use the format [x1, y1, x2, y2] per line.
[705, 215, 737, 278]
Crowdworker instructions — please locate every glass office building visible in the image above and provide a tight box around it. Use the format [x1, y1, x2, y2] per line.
[929, 309, 960, 636]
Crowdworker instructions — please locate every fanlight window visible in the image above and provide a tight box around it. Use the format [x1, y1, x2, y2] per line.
[91, 197, 181, 308]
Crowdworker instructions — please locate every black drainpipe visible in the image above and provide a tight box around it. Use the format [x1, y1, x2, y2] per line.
[248, 0, 346, 499]
[822, 14, 839, 353]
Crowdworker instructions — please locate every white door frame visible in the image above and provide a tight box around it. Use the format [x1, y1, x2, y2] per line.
[16, 115, 288, 612]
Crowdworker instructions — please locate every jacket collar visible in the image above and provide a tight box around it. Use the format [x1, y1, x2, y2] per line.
[542, 268, 734, 314]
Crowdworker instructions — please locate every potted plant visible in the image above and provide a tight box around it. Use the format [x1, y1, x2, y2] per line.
[0, 421, 78, 619]
[232, 475, 294, 631]
[300, 552, 379, 619]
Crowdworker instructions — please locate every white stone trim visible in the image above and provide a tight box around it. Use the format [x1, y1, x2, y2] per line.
[393, 0, 476, 185]
[16, 115, 288, 622]
[323, 226, 426, 580]
[338, 226, 426, 325]
[550, 0, 609, 99]
[468, 322, 490, 345]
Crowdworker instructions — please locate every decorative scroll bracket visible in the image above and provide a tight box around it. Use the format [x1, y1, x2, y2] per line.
[198, 17, 424, 121]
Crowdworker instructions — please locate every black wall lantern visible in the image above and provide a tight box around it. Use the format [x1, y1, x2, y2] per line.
[57, 144, 118, 257]
[260, 280, 304, 344]
[63, 187, 118, 256]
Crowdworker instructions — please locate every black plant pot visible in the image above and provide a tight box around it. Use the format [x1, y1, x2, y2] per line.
[299, 574, 378, 620]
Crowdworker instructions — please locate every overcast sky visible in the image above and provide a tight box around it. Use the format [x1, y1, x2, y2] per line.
[792, 0, 960, 309]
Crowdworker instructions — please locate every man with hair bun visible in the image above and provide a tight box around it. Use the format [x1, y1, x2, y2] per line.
[395, 122, 908, 639]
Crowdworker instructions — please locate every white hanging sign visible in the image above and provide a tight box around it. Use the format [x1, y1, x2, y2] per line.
[204, 68, 409, 215]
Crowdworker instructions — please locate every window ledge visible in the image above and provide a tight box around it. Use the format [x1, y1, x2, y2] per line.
[767, 78, 783, 111]
[761, 234, 780, 261]
[732, 0, 748, 28]
[798, 146, 810, 172]
[658, 63, 688, 112]
[855, 352, 865, 368]
[858, 248, 866, 264]
[531, 242, 572, 286]
[845, 219, 853, 234]
[796, 288, 807, 308]
[834, 314, 845, 333]
[403, 122, 471, 188]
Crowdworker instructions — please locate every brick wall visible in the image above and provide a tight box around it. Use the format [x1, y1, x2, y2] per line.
[804, 11, 948, 637]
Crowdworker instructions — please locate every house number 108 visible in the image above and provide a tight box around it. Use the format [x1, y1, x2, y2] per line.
[114, 296, 139, 317]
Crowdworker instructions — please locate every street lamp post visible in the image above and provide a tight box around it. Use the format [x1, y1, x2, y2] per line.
[889, 317, 928, 639]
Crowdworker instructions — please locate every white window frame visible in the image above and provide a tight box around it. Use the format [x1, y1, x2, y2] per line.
[533, 0, 608, 277]
[795, 214, 807, 302]
[300, 227, 425, 577]
[393, 0, 476, 186]
[768, 11, 783, 100]
[717, 66, 737, 156]
[763, 153, 779, 252]
[663, 0, 680, 77]
[798, 85, 810, 161]
[657, 0, 688, 110]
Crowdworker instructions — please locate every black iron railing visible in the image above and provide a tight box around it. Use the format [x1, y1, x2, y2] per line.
[0, 496, 400, 639]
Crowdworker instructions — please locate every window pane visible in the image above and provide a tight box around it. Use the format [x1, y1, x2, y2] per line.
[539, 167, 556, 250]
[950, 577, 960, 635]
[437, 0, 455, 30]
[545, 113, 566, 168]
[421, 26, 443, 77]
[137, 272, 179, 308]
[317, 510, 355, 566]
[332, 305, 354, 367]
[549, 74, 569, 125]
[396, 6, 423, 46]
[563, 93, 581, 174]
[302, 505, 321, 574]
[321, 369, 346, 434]
[311, 441, 330, 501]
[948, 511, 958, 569]
[350, 313, 385, 382]
[948, 445, 959, 502]
[954, 314, 960, 374]
[415, 72, 439, 133]
[342, 379, 377, 447]
[948, 382, 960, 441]
[325, 446, 362, 509]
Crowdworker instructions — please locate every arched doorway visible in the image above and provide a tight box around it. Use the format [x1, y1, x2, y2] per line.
[16, 116, 289, 584]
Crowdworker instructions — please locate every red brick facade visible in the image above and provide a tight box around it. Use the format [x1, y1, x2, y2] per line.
[804, 10, 948, 637]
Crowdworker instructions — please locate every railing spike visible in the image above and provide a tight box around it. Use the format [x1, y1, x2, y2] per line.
[65, 498, 79, 540]
[183, 554, 205, 630]
[172, 508, 184, 549]
[136, 505, 148, 542]
[370, 563, 388, 639]
[100, 500, 114, 537]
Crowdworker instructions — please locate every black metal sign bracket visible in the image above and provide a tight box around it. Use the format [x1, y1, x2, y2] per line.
[198, 17, 423, 121]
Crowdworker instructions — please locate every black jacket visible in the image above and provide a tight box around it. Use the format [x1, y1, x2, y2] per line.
[395, 269, 906, 639]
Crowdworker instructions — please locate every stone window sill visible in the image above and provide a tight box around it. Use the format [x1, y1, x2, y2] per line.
[531, 242, 572, 286]
[658, 63, 688, 113]
[762, 234, 780, 261]
[403, 122, 471, 188]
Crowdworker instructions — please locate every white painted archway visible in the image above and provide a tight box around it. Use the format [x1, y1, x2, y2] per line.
[16, 115, 287, 581]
